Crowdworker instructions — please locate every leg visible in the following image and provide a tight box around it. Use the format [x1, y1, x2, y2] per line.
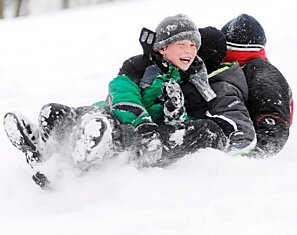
[131, 123, 163, 168]
[158, 119, 227, 162]
[38, 103, 76, 144]
[3, 112, 41, 167]
[4, 112, 52, 189]
[71, 106, 115, 170]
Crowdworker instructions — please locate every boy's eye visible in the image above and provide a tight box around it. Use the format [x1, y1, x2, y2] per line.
[175, 42, 197, 48]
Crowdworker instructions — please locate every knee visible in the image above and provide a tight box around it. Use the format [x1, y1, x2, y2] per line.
[39, 103, 74, 138]
[40, 103, 71, 118]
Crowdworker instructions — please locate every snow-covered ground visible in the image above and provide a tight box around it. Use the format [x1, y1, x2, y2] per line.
[1, 0, 297, 234]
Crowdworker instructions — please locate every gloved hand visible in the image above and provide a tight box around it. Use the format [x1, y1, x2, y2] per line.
[225, 130, 256, 156]
[245, 146, 267, 159]
[162, 81, 187, 123]
[132, 122, 163, 167]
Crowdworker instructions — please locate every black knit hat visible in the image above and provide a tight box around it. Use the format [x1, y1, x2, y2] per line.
[221, 14, 266, 51]
[153, 14, 201, 52]
[198, 26, 227, 73]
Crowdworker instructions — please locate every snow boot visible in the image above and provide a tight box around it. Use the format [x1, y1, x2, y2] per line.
[72, 111, 114, 170]
[3, 112, 41, 167]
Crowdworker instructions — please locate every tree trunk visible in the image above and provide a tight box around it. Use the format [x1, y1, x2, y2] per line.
[0, 0, 3, 19]
[62, 0, 70, 9]
[15, 0, 23, 17]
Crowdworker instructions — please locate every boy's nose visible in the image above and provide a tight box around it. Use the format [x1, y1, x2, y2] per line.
[183, 45, 193, 53]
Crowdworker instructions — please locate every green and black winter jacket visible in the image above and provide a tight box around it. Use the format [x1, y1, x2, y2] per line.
[106, 60, 187, 126]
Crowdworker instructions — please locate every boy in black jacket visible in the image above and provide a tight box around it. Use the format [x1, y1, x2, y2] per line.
[221, 13, 293, 155]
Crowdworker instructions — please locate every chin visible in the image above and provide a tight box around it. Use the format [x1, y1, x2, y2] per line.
[180, 65, 190, 71]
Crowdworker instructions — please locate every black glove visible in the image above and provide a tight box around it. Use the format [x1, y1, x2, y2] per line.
[139, 27, 156, 57]
[245, 146, 267, 159]
[138, 27, 169, 73]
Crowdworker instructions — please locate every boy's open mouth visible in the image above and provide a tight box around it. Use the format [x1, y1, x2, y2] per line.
[180, 57, 191, 62]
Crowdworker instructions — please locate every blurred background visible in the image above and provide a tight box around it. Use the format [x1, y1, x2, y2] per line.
[0, 0, 128, 19]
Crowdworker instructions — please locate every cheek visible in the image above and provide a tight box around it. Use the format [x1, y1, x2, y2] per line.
[163, 52, 177, 63]
[191, 48, 198, 56]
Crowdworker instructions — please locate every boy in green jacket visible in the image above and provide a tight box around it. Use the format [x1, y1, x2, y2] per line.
[3, 14, 227, 189]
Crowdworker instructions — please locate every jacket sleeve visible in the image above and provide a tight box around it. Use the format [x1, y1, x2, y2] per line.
[206, 81, 257, 156]
[107, 75, 152, 127]
[141, 73, 165, 122]
[243, 58, 292, 154]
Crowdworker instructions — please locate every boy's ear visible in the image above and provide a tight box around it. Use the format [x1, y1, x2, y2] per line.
[158, 47, 166, 55]
[139, 27, 156, 56]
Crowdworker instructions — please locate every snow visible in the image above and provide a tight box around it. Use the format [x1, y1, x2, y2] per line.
[1, 0, 297, 234]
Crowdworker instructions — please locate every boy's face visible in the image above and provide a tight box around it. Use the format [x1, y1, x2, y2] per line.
[159, 40, 197, 71]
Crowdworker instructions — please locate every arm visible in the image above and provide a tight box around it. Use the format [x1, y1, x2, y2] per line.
[108, 75, 152, 127]
[207, 81, 256, 155]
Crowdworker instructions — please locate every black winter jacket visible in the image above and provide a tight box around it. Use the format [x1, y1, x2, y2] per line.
[118, 55, 256, 155]
[182, 62, 256, 154]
